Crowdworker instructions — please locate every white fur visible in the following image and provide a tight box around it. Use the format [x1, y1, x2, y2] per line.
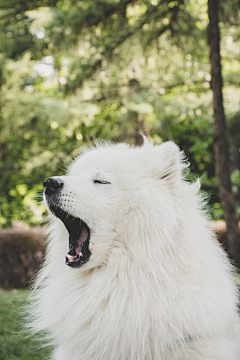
[29, 139, 240, 359]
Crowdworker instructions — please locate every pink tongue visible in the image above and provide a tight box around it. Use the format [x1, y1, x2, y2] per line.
[75, 226, 88, 255]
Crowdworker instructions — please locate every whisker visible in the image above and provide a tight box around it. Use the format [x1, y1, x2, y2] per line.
[11, 208, 33, 217]
[57, 164, 68, 172]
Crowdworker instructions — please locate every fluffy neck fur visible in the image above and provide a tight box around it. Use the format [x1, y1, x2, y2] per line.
[29, 182, 239, 360]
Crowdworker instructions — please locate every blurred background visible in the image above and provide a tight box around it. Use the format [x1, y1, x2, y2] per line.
[0, 0, 239, 227]
[0, 1, 240, 357]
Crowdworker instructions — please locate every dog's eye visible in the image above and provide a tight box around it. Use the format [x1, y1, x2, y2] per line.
[94, 180, 111, 185]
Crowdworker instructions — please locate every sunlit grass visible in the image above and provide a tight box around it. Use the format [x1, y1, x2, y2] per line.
[0, 290, 50, 360]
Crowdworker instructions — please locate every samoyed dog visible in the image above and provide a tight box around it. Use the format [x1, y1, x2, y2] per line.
[30, 139, 240, 360]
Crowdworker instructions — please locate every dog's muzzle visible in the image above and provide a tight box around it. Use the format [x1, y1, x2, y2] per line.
[43, 177, 91, 268]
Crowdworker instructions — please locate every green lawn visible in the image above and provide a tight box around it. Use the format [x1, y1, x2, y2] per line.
[0, 290, 51, 360]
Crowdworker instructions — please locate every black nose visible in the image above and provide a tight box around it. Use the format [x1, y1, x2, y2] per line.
[43, 177, 63, 196]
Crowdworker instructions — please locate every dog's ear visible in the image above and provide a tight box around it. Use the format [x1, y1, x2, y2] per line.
[154, 141, 184, 182]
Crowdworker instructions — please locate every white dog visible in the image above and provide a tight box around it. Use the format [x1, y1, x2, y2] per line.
[29, 139, 240, 360]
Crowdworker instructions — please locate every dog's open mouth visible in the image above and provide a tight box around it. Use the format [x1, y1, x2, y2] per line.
[50, 204, 91, 268]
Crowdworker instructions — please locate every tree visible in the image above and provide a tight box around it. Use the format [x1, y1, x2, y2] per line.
[208, 0, 240, 267]
[0, 0, 239, 228]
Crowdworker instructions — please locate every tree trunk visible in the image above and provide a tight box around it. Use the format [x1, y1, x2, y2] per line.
[208, 0, 240, 268]
[134, 113, 149, 146]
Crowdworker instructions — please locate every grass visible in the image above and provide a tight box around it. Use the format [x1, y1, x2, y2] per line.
[0, 289, 51, 360]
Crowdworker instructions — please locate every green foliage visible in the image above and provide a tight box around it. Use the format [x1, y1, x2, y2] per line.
[0, 290, 50, 359]
[0, 0, 239, 227]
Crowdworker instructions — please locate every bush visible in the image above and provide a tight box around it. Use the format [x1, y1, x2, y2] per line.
[0, 227, 46, 289]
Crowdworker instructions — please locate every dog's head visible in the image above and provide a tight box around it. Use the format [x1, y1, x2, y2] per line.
[44, 139, 186, 270]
